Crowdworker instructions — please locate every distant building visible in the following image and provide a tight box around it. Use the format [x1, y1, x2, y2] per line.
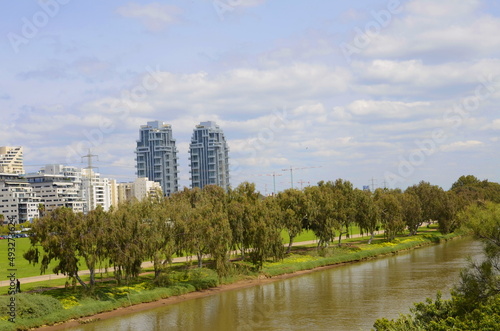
[26, 172, 85, 214]
[115, 182, 133, 205]
[81, 169, 112, 213]
[0, 178, 40, 224]
[189, 121, 230, 190]
[35, 164, 112, 213]
[0, 146, 24, 174]
[115, 178, 162, 205]
[135, 121, 179, 196]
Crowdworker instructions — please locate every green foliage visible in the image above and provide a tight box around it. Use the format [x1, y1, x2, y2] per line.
[374, 202, 500, 330]
[0, 293, 63, 320]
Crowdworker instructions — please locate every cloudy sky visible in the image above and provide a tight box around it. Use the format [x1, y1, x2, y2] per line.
[1, 0, 499, 193]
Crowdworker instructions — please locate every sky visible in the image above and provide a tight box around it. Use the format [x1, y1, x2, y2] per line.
[1, 0, 499, 194]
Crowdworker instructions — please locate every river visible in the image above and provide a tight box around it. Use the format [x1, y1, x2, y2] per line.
[67, 237, 483, 331]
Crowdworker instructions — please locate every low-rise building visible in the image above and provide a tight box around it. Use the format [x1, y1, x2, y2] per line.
[0, 179, 40, 224]
[26, 173, 84, 214]
[115, 178, 162, 205]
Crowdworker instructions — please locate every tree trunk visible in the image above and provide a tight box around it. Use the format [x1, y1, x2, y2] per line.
[197, 252, 203, 268]
[74, 273, 88, 290]
[368, 231, 374, 244]
[89, 268, 95, 288]
[286, 235, 295, 254]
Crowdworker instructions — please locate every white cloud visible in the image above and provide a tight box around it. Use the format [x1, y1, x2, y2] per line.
[361, 0, 500, 61]
[440, 140, 484, 152]
[116, 3, 182, 31]
[347, 99, 431, 119]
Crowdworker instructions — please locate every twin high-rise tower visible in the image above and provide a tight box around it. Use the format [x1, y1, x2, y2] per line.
[135, 120, 229, 195]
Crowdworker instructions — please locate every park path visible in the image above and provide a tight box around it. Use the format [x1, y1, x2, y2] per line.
[1, 233, 369, 287]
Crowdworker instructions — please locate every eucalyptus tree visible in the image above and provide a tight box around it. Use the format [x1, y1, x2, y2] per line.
[304, 185, 337, 248]
[78, 205, 109, 289]
[24, 207, 101, 291]
[328, 179, 356, 246]
[275, 188, 307, 253]
[246, 196, 285, 270]
[374, 189, 404, 241]
[200, 185, 233, 277]
[405, 181, 445, 225]
[227, 182, 260, 259]
[354, 189, 379, 244]
[170, 187, 208, 268]
[140, 196, 178, 280]
[398, 192, 423, 236]
[106, 200, 145, 283]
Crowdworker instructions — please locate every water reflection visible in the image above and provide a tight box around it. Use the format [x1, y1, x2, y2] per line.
[68, 238, 483, 331]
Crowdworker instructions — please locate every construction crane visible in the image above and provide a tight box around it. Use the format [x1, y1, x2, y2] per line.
[281, 166, 321, 189]
[250, 172, 282, 195]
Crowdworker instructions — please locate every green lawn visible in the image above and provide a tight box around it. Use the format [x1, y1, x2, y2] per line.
[0, 237, 61, 280]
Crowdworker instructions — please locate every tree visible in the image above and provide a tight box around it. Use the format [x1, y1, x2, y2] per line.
[276, 188, 307, 253]
[24, 207, 99, 291]
[354, 189, 379, 244]
[374, 189, 404, 241]
[106, 201, 145, 283]
[399, 192, 423, 236]
[199, 185, 232, 277]
[140, 197, 177, 280]
[304, 185, 337, 248]
[451, 175, 500, 204]
[406, 181, 445, 224]
[246, 196, 284, 270]
[227, 182, 260, 259]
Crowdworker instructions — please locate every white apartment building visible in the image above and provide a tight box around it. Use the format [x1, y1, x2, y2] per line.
[0, 146, 24, 174]
[26, 173, 85, 214]
[0, 179, 40, 224]
[36, 165, 113, 213]
[81, 169, 112, 212]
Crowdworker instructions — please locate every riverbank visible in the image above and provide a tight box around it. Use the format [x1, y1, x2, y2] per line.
[0, 232, 459, 331]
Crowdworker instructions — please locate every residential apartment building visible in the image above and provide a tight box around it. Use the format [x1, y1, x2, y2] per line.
[81, 169, 112, 213]
[0, 178, 40, 224]
[0, 146, 24, 174]
[135, 121, 179, 196]
[36, 164, 112, 213]
[189, 121, 230, 190]
[114, 177, 162, 205]
[26, 172, 84, 214]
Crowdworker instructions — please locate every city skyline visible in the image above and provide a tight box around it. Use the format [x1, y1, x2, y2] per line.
[1, 1, 499, 193]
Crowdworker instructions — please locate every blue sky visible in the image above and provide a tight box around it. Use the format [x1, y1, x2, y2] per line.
[1, 0, 499, 193]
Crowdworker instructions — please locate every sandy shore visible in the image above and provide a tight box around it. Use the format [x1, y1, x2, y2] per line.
[37, 262, 346, 330]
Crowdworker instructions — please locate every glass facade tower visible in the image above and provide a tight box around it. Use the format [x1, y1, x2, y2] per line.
[189, 121, 230, 190]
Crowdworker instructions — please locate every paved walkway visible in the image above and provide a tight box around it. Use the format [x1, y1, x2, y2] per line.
[1, 233, 369, 288]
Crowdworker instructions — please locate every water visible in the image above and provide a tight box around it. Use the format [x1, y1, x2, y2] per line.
[68, 237, 483, 331]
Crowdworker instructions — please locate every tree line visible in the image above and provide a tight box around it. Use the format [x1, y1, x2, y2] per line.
[23, 175, 500, 291]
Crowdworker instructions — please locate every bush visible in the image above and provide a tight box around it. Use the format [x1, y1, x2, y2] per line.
[0, 293, 63, 320]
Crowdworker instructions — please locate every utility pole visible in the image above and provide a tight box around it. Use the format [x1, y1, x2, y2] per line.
[82, 150, 98, 213]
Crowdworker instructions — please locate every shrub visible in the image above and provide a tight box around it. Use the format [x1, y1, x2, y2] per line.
[0, 293, 63, 320]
